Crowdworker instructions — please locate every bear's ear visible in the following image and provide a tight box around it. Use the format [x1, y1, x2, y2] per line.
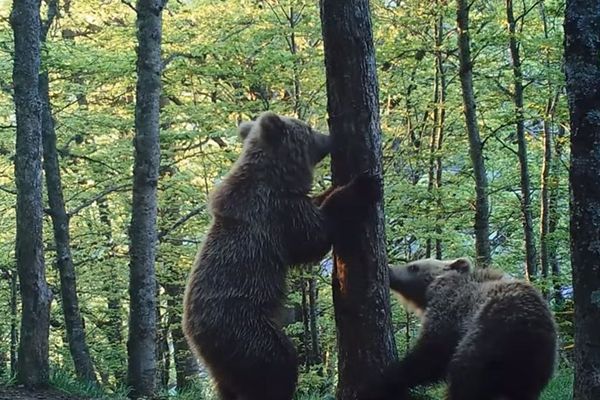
[445, 258, 472, 273]
[238, 121, 254, 140]
[257, 111, 286, 145]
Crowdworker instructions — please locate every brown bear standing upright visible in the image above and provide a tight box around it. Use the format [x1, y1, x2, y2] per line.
[364, 258, 557, 400]
[183, 111, 380, 400]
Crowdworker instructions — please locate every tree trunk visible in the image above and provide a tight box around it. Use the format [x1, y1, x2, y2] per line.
[39, 6, 97, 383]
[433, 6, 446, 260]
[165, 283, 198, 390]
[564, 1, 600, 398]
[540, 106, 553, 282]
[300, 278, 312, 368]
[10, 0, 52, 387]
[308, 275, 321, 366]
[127, 0, 165, 396]
[456, 0, 491, 267]
[10, 267, 18, 377]
[155, 293, 170, 391]
[320, 1, 397, 398]
[549, 125, 565, 304]
[97, 198, 126, 384]
[506, 0, 538, 279]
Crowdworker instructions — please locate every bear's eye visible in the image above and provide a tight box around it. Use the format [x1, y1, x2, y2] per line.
[407, 264, 419, 273]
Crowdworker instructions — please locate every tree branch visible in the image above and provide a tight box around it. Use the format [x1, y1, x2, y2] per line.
[158, 205, 205, 241]
[68, 184, 131, 217]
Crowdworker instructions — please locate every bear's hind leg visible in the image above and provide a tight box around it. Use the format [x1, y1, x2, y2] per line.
[225, 317, 298, 400]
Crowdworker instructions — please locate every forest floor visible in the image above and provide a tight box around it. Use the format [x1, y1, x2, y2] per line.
[0, 387, 89, 400]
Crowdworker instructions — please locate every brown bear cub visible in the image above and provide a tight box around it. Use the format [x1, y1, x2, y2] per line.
[183, 111, 381, 400]
[365, 258, 557, 400]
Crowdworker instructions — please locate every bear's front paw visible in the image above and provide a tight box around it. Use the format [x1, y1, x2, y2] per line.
[347, 172, 383, 206]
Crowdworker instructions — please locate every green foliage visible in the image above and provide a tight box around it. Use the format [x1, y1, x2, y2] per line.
[0, 0, 572, 396]
[541, 367, 574, 400]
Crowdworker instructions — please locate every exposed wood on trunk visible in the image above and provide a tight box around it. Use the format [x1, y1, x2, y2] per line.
[320, 1, 397, 398]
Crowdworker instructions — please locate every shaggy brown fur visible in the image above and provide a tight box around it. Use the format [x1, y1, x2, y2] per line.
[364, 258, 557, 400]
[183, 111, 380, 400]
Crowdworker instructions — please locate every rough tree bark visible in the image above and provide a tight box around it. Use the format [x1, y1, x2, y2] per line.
[10, 0, 52, 387]
[39, 0, 97, 384]
[127, 0, 166, 396]
[564, 1, 600, 398]
[506, 0, 538, 279]
[456, 0, 491, 267]
[320, 1, 397, 398]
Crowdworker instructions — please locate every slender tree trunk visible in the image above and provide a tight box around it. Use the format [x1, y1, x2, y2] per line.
[456, 0, 491, 267]
[300, 279, 312, 368]
[549, 125, 565, 304]
[38, 5, 97, 384]
[433, 6, 446, 260]
[155, 294, 170, 391]
[539, 1, 561, 302]
[506, 0, 538, 279]
[165, 284, 198, 390]
[127, 0, 166, 396]
[308, 275, 321, 366]
[540, 94, 559, 287]
[320, 1, 397, 398]
[10, 267, 18, 377]
[540, 105, 553, 282]
[564, 1, 600, 398]
[10, 0, 52, 387]
[97, 198, 126, 384]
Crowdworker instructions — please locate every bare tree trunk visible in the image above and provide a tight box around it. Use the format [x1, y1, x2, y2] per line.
[456, 0, 491, 267]
[540, 108, 553, 282]
[539, 1, 561, 302]
[433, 6, 446, 260]
[300, 278, 312, 369]
[127, 0, 166, 396]
[38, 2, 97, 384]
[506, 0, 538, 279]
[549, 125, 565, 304]
[10, 267, 18, 377]
[165, 284, 199, 390]
[320, 1, 397, 398]
[10, 0, 52, 387]
[155, 293, 170, 392]
[97, 199, 126, 384]
[565, 1, 600, 398]
[308, 275, 321, 366]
